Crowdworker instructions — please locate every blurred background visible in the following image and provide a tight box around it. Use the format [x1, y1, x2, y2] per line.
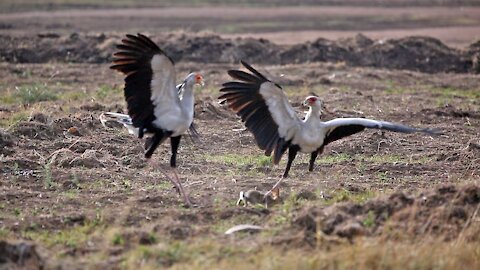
[1, 0, 479, 48]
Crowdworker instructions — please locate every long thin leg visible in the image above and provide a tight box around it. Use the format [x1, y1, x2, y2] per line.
[145, 133, 163, 159]
[157, 165, 181, 194]
[152, 162, 193, 208]
[169, 136, 193, 207]
[265, 146, 299, 198]
[144, 131, 173, 186]
[145, 130, 170, 158]
[309, 146, 324, 172]
[146, 158, 181, 195]
[172, 168, 193, 207]
[170, 136, 181, 168]
[309, 152, 318, 172]
[283, 145, 299, 178]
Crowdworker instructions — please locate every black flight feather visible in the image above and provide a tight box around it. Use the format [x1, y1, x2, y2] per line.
[219, 61, 289, 162]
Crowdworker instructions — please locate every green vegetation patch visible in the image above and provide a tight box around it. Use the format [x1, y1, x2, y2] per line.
[123, 239, 251, 269]
[384, 83, 480, 101]
[96, 84, 122, 101]
[431, 87, 480, 100]
[204, 153, 272, 168]
[317, 153, 353, 164]
[0, 84, 58, 105]
[0, 111, 30, 128]
[58, 90, 89, 102]
[23, 222, 101, 249]
[326, 189, 378, 204]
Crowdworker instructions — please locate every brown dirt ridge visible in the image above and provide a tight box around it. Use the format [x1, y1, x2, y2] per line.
[1, 32, 479, 74]
[291, 184, 480, 244]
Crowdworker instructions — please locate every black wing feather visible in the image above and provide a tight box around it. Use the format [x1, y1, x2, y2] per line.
[240, 60, 268, 81]
[228, 70, 262, 84]
[110, 33, 172, 128]
[324, 125, 366, 145]
[219, 61, 289, 163]
[113, 51, 142, 58]
[324, 120, 440, 145]
[221, 82, 256, 90]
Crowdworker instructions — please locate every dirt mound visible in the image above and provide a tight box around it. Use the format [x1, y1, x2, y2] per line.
[28, 112, 50, 124]
[421, 105, 480, 119]
[11, 113, 103, 143]
[79, 102, 106, 112]
[0, 241, 44, 270]
[52, 117, 87, 135]
[292, 184, 480, 242]
[0, 33, 108, 63]
[0, 157, 41, 173]
[0, 33, 476, 73]
[49, 148, 110, 168]
[467, 40, 480, 72]
[354, 36, 469, 73]
[0, 129, 15, 155]
[12, 121, 57, 140]
[282, 35, 474, 73]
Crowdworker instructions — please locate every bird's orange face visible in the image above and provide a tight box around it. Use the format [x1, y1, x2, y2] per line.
[194, 73, 205, 86]
[303, 96, 319, 107]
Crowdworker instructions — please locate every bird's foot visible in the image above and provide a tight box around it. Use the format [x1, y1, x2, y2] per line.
[264, 177, 285, 200]
[182, 196, 194, 208]
[168, 177, 193, 208]
[153, 164, 193, 208]
[171, 168, 193, 208]
[180, 185, 194, 208]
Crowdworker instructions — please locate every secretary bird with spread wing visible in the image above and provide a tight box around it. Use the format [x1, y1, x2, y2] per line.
[219, 61, 440, 195]
[108, 33, 204, 207]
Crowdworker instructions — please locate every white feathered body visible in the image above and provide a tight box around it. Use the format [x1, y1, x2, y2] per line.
[293, 114, 326, 153]
[149, 55, 195, 137]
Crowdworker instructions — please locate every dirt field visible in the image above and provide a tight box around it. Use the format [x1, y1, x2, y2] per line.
[2, 5, 480, 47]
[1, 1, 480, 269]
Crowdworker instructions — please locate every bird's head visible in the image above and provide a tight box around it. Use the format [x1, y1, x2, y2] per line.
[303, 96, 323, 108]
[185, 72, 205, 87]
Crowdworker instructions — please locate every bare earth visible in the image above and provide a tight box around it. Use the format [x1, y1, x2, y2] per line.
[0, 3, 479, 270]
[1, 6, 480, 47]
[226, 25, 480, 47]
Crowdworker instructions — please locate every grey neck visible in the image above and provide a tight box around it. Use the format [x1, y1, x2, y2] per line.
[180, 83, 195, 120]
[305, 106, 322, 121]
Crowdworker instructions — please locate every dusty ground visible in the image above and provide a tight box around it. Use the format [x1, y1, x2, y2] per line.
[1, 1, 480, 269]
[1, 5, 480, 47]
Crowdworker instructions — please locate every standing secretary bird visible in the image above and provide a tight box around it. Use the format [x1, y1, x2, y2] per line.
[219, 61, 440, 195]
[107, 33, 204, 207]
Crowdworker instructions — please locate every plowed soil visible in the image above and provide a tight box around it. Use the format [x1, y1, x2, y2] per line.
[0, 2, 479, 269]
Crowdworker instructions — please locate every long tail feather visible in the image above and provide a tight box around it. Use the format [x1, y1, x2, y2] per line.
[100, 112, 139, 136]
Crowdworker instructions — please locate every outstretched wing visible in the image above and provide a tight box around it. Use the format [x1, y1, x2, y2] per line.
[110, 33, 180, 129]
[219, 61, 301, 163]
[322, 118, 440, 145]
